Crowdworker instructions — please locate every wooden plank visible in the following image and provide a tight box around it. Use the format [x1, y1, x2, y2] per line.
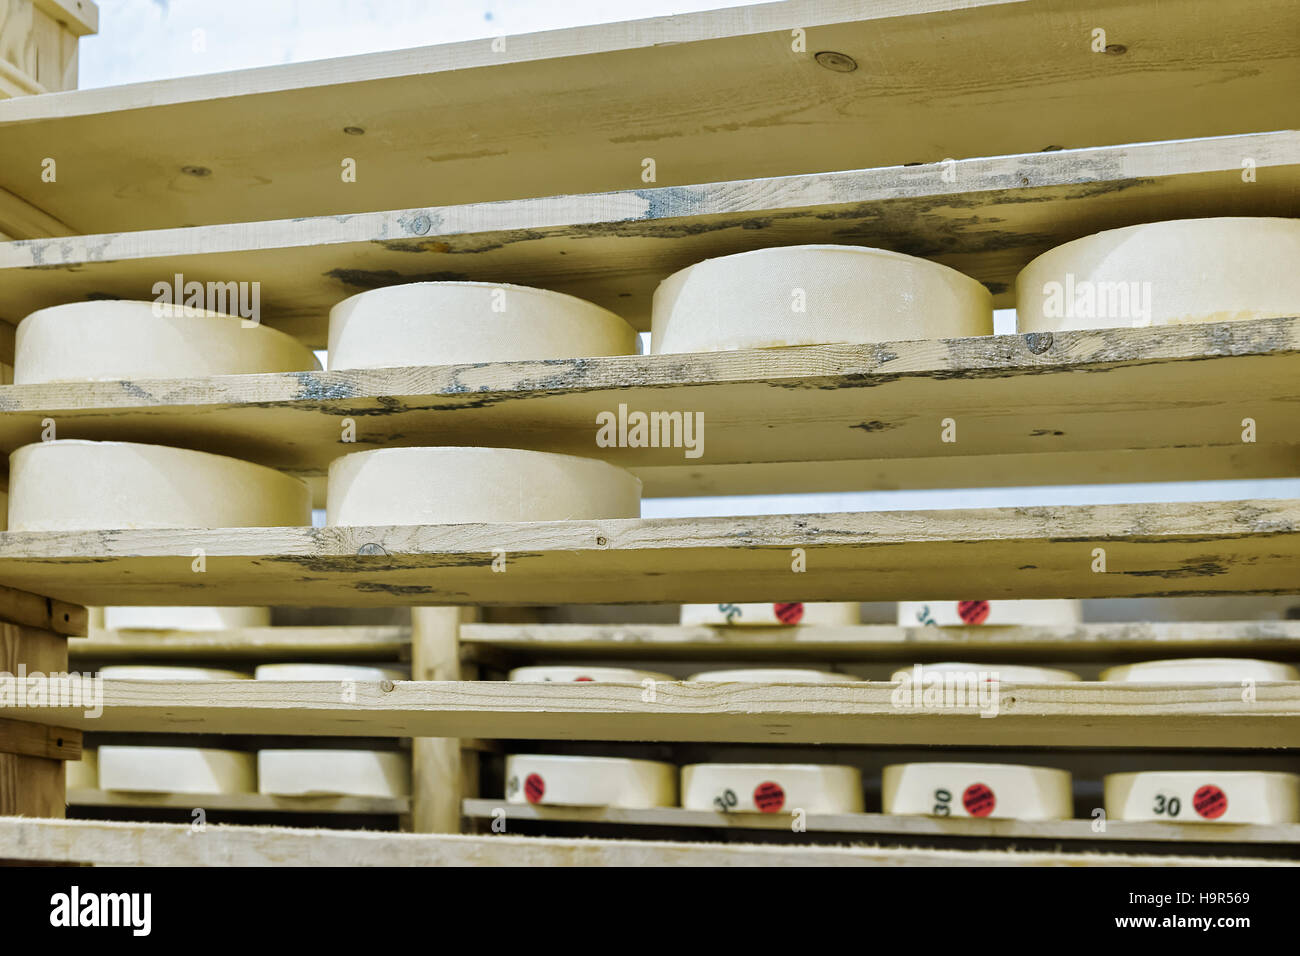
[68, 625, 410, 661]
[0, 816, 1284, 866]
[1, 132, 1295, 333]
[0, 0, 1295, 234]
[67, 788, 406, 815]
[0, 619, 65, 817]
[32, 0, 96, 37]
[8, 679, 1300, 748]
[0, 499, 1294, 607]
[0, 184, 76, 239]
[0, 717, 78, 759]
[459, 621, 1300, 663]
[0, 319, 1295, 496]
[463, 800, 1300, 847]
[410, 607, 474, 834]
[0, 583, 84, 635]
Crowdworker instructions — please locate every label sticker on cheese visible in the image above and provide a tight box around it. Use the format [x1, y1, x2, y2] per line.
[326, 446, 641, 526]
[688, 668, 858, 683]
[14, 300, 320, 384]
[898, 599, 1082, 627]
[98, 746, 256, 795]
[883, 762, 1073, 820]
[681, 763, 863, 814]
[508, 666, 673, 683]
[8, 440, 311, 532]
[257, 749, 410, 798]
[651, 245, 992, 354]
[328, 281, 637, 370]
[505, 755, 676, 809]
[1016, 218, 1300, 332]
[680, 602, 859, 627]
[1100, 658, 1299, 682]
[1104, 771, 1300, 825]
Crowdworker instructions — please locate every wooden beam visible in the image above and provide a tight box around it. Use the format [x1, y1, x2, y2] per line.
[67, 789, 405, 815]
[0, 319, 1294, 496]
[32, 0, 97, 37]
[0, 0, 1294, 234]
[0, 583, 85, 635]
[0, 185, 78, 239]
[0, 816, 1285, 866]
[68, 625, 410, 661]
[0, 131, 1294, 332]
[0, 717, 78, 760]
[0, 610, 69, 818]
[0, 500, 1294, 607]
[410, 607, 476, 834]
[8, 679, 1300, 748]
[459, 620, 1300, 663]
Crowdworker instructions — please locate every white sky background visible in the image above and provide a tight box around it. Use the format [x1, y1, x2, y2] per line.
[78, 1, 1300, 519]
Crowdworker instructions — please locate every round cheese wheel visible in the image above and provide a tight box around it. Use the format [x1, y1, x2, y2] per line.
[1101, 658, 1298, 682]
[890, 662, 1080, 682]
[254, 663, 407, 681]
[505, 755, 676, 809]
[258, 749, 410, 798]
[651, 245, 992, 354]
[680, 602, 859, 626]
[883, 762, 1073, 820]
[101, 607, 271, 631]
[1105, 771, 1300, 825]
[8, 440, 311, 532]
[98, 746, 256, 795]
[508, 666, 673, 682]
[327, 446, 641, 525]
[681, 763, 863, 814]
[897, 599, 1082, 627]
[66, 748, 98, 790]
[1016, 218, 1300, 332]
[14, 300, 320, 384]
[98, 665, 250, 681]
[688, 667, 858, 683]
[328, 281, 638, 370]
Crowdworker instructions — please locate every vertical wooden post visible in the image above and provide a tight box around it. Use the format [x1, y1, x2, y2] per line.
[409, 606, 478, 833]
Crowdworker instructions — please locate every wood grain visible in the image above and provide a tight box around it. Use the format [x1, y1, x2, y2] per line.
[67, 788, 406, 816]
[69, 625, 409, 661]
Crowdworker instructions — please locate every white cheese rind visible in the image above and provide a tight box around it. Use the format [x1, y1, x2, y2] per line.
[1101, 658, 1299, 682]
[98, 746, 256, 795]
[681, 763, 863, 814]
[508, 666, 673, 682]
[1105, 771, 1300, 824]
[8, 440, 311, 531]
[897, 599, 1082, 627]
[883, 762, 1074, 820]
[254, 663, 407, 681]
[98, 665, 250, 681]
[505, 755, 676, 809]
[651, 245, 992, 354]
[680, 602, 859, 626]
[688, 668, 858, 683]
[326, 446, 641, 525]
[101, 607, 271, 631]
[257, 750, 411, 798]
[889, 662, 1081, 682]
[328, 281, 638, 369]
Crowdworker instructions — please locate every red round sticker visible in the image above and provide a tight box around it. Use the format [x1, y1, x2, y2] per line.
[774, 603, 805, 625]
[958, 601, 991, 625]
[753, 781, 786, 813]
[524, 773, 545, 804]
[573, 676, 593, 682]
[962, 783, 996, 817]
[1193, 784, 1228, 819]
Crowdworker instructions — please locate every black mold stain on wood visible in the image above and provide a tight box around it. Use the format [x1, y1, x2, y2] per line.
[850, 420, 898, 432]
[325, 267, 469, 289]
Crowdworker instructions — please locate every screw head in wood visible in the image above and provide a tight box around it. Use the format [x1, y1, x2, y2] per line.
[814, 51, 857, 73]
[409, 215, 432, 235]
[180, 165, 212, 177]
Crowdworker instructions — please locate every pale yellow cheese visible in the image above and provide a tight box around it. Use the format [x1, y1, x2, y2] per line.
[254, 663, 407, 681]
[897, 599, 1082, 627]
[680, 602, 859, 626]
[508, 666, 673, 682]
[505, 755, 676, 809]
[890, 662, 1080, 682]
[1105, 771, 1300, 824]
[688, 668, 858, 683]
[101, 607, 271, 631]
[98, 746, 256, 795]
[883, 762, 1073, 820]
[681, 763, 863, 814]
[1101, 658, 1299, 682]
[257, 750, 411, 798]
[98, 665, 250, 681]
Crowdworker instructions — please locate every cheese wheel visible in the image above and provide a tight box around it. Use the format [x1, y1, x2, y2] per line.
[98, 746, 256, 794]
[1101, 658, 1298, 682]
[328, 281, 638, 370]
[98, 665, 250, 681]
[897, 599, 1082, 627]
[327, 446, 641, 525]
[254, 663, 407, 681]
[66, 748, 98, 789]
[883, 762, 1073, 820]
[14, 300, 320, 384]
[890, 662, 1080, 682]
[505, 755, 676, 808]
[680, 602, 859, 627]
[688, 668, 858, 683]
[258, 750, 411, 798]
[681, 763, 863, 814]
[101, 607, 271, 631]
[8, 440, 311, 532]
[1105, 771, 1300, 825]
[651, 245, 992, 354]
[508, 666, 673, 683]
[1016, 218, 1300, 331]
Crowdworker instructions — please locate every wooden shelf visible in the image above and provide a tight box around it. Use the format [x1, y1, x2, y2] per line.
[0, 499, 1295, 606]
[9, 679, 1300, 748]
[69, 626, 409, 661]
[0, 318, 1295, 497]
[0, 816, 1285, 866]
[460, 620, 1300, 663]
[2, 0, 1293, 237]
[463, 800, 1300, 847]
[3, 132, 1295, 336]
[68, 787, 407, 815]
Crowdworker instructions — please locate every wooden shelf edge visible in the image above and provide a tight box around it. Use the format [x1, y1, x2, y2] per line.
[68, 788, 407, 815]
